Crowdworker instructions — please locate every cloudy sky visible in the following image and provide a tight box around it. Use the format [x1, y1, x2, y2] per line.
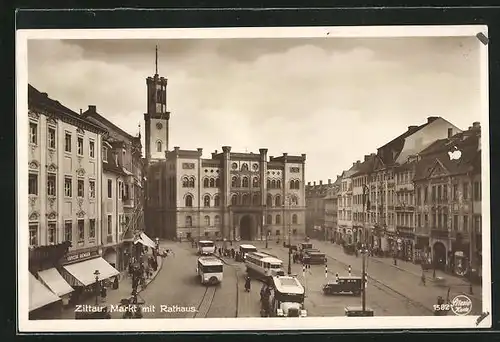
[28, 36, 481, 182]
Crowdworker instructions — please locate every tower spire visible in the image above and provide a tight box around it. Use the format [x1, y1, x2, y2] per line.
[155, 45, 158, 75]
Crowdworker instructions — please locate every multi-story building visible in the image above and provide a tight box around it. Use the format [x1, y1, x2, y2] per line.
[324, 176, 341, 242]
[413, 122, 481, 277]
[81, 106, 144, 271]
[337, 161, 360, 244]
[305, 179, 336, 240]
[27, 85, 119, 316]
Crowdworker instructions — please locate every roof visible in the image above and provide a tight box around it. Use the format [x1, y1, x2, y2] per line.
[247, 252, 282, 264]
[103, 144, 127, 175]
[239, 244, 257, 249]
[199, 240, 214, 244]
[351, 154, 379, 177]
[273, 276, 305, 294]
[82, 106, 141, 145]
[28, 85, 106, 135]
[197, 256, 223, 265]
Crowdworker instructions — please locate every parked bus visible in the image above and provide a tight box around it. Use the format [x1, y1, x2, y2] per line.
[268, 275, 307, 317]
[198, 240, 216, 255]
[196, 256, 223, 285]
[239, 244, 258, 260]
[245, 252, 285, 279]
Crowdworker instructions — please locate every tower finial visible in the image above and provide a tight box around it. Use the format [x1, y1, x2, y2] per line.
[155, 45, 158, 75]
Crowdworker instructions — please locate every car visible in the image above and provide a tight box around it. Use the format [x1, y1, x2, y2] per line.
[322, 276, 362, 296]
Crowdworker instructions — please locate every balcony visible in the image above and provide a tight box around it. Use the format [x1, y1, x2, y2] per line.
[431, 228, 450, 239]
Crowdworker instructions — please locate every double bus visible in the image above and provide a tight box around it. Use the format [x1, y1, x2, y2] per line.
[196, 256, 223, 285]
[245, 252, 285, 279]
[269, 275, 307, 317]
[198, 240, 216, 255]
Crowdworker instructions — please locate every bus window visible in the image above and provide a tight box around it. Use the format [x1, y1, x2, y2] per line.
[199, 241, 214, 248]
[264, 262, 270, 269]
[270, 263, 281, 269]
[202, 265, 223, 273]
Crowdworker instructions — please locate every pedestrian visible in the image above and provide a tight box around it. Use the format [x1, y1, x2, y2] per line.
[231, 248, 235, 259]
[101, 284, 107, 302]
[245, 276, 251, 292]
[113, 275, 119, 290]
[420, 272, 426, 286]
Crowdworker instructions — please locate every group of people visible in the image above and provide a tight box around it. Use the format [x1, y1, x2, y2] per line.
[128, 254, 159, 292]
[217, 247, 245, 260]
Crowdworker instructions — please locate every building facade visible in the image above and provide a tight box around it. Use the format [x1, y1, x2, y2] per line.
[324, 177, 341, 242]
[336, 162, 360, 244]
[305, 179, 336, 240]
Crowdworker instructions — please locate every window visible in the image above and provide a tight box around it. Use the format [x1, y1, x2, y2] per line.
[65, 133, 72, 152]
[275, 230, 280, 236]
[89, 219, 96, 239]
[252, 194, 259, 206]
[78, 220, 85, 242]
[294, 180, 300, 189]
[267, 179, 271, 188]
[232, 176, 238, 187]
[214, 215, 221, 226]
[241, 163, 249, 171]
[453, 184, 458, 201]
[204, 178, 209, 187]
[156, 140, 162, 152]
[77, 179, 85, 197]
[102, 146, 108, 162]
[29, 223, 38, 246]
[28, 173, 38, 195]
[267, 194, 273, 207]
[107, 179, 112, 198]
[463, 182, 469, 200]
[242, 177, 249, 187]
[185, 216, 192, 227]
[277, 180, 281, 188]
[209, 178, 215, 187]
[443, 185, 448, 201]
[474, 182, 481, 201]
[424, 186, 428, 203]
[48, 127, 56, 149]
[463, 215, 469, 232]
[432, 214, 436, 227]
[64, 177, 72, 197]
[276, 214, 281, 224]
[453, 215, 459, 231]
[29, 122, 38, 144]
[274, 196, 281, 207]
[77, 137, 83, 155]
[185, 194, 193, 207]
[271, 180, 276, 189]
[205, 215, 210, 226]
[214, 195, 220, 207]
[437, 214, 441, 228]
[89, 140, 95, 158]
[47, 174, 56, 196]
[431, 186, 436, 201]
[215, 178, 220, 187]
[64, 221, 72, 242]
[107, 215, 112, 235]
[188, 177, 195, 188]
[437, 185, 441, 201]
[204, 195, 210, 207]
[182, 177, 189, 188]
[417, 214, 421, 227]
[253, 177, 259, 187]
[424, 214, 428, 227]
[48, 223, 56, 244]
[474, 215, 481, 233]
[443, 214, 448, 229]
[266, 215, 272, 224]
[231, 194, 238, 206]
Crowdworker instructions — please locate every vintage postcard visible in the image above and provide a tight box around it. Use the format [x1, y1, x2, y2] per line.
[17, 25, 491, 332]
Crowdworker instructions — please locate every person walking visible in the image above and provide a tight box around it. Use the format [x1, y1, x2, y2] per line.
[420, 271, 426, 286]
[245, 276, 251, 292]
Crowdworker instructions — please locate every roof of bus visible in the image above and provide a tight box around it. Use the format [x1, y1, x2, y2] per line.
[272, 276, 305, 294]
[198, 240, 214, 244]
[198, 257, 223, 265]
[247, 252, 282, 264]
[240, 244, 257, 249]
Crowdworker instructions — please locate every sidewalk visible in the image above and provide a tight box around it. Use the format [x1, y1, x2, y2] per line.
[312, 239, 482, 299]
[56, 254, 164, 319]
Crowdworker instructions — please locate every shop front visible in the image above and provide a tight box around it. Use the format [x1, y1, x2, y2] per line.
[60, 247, 119, 305]
[414, 236, 430, 264]
[395, 231, 414, 262]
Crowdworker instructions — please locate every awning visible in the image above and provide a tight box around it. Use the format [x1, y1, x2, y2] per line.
[134, 238, 156, 249]
[63, 257, 119, 286]
[140, 232, 157, 247]
[29, 273, 61, 312]
[37, 268, 74, 297]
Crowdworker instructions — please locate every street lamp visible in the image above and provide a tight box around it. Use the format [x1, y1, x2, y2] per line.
[94, 269, 100, 305]
[361, 246, 369, 313]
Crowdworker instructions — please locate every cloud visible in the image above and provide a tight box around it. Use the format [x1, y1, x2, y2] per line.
[27, 36, 481, 182]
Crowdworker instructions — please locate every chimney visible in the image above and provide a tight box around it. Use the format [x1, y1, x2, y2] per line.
[79, 109, 82, 115]
[408, 125, 418, 131]
[88, 105, 96, 113]
[447, 128, 453, 138]
[473, 122, 480, 129]
[353, 162, 356, 167]
[427, 116, 438, 123]
[370, 153, 376, 157]
[215, 150, 218, 154]
[313, 181, 316, 186]
[320, 180, 323, 185]
[328, 179, 331, 184]
[364, 155, 369, 162]
[468, 126, 472, 130]
[356, 160, 361, 165]
[41, 92, 48, 97]
[269, 156, 274, 160]
[308, 182, 311, 186]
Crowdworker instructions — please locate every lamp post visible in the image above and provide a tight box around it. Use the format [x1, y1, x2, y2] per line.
[283, 195, 292, 275]
[94, 269, 100, 305]
[361, 246, 368, 313]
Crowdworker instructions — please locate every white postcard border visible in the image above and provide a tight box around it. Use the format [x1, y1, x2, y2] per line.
[17, 25, 491, 332]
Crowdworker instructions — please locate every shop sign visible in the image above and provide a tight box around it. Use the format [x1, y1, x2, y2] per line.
[62, 248, 99, 264]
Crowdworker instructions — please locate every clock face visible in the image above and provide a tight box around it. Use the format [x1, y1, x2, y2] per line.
[156, 122, 163, 130]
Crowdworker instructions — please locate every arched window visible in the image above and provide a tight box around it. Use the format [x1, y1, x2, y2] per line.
[271, 180, 276, 189]
[253, 177, 259, 188]
[204, 215, 210, 227]
[182, 177, 189, 188]
[294, 180, 300, 189]
[209, 178, 215, 187]
[267, 194, 273, 207]
[266, 214, 272, 224]
[242, 177, 249, 188]
[188, 177, 195, 188]
[231, 194, 238, 206]
[292, 214, 298, 224]
[277, 180, 281, 189]
[215, 178, 220, 187]
[276, 214, 281, 224]
[203, 195, 210, 207]
[252, 194, 260, 206]
[267, 179, 271, 188]
[242, 194, 250, 205]
[214, 215, 221, 226]
[241, 163, 249, 171]
[289, 180, 295, 189]
[185, 216, 192, 227]
[214, 195, 220, 207]
[203, 178, 209, 187]
[185, 195, 193, 207]
[292, 196, 298, 206]
[156, 140, 162, 152]
[231, 176, 238, 187]
[275, 195, 281, 207]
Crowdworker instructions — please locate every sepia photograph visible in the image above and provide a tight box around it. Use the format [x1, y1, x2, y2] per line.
[17, 25, 490, 331]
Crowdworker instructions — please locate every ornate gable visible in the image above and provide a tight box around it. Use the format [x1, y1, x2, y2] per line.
[427, 159, 449, 178]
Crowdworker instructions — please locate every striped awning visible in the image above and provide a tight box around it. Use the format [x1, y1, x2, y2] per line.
[29, 273, 61, 312]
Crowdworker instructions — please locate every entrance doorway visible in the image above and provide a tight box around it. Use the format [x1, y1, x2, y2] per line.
[240, 215, 254, 241]
[433, 241, 447, 270]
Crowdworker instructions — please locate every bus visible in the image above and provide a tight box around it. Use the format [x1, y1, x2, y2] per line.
[245, 252, 285, 279]
[198, 240, 216, 255]
[196, 256, 223, 285]
[239, 244, 258, 260]
[269, 275, 307, 317]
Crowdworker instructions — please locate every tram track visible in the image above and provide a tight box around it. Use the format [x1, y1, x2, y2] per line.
[194, 286, 217, 318]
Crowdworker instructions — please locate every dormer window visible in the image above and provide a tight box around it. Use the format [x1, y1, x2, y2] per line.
[103, 147, 108, 162]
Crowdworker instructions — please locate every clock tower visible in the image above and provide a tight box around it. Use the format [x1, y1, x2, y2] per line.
[144, 45, 169, 164]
